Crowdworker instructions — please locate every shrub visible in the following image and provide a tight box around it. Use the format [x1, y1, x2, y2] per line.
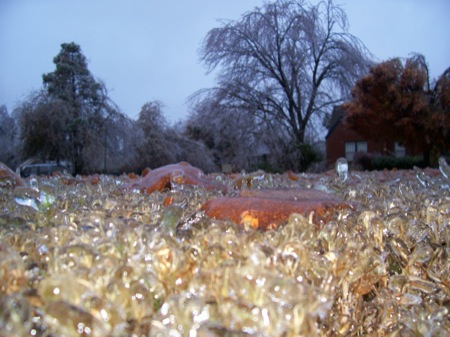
[352, 152, 373, 171]
[299, 143, 323, 172]
[351, 153, 426, 171]
[370, 156, 426, 170]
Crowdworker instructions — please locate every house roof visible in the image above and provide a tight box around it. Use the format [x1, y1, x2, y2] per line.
[325, 106, 345, 139]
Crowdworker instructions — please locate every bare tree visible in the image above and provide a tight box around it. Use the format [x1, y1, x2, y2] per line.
[131, 101, 218, 173]
[196, 0, 372, 169]
[134, 101, 177, 170]
[0, 105, 19, 168]
[165, 126, 218, 173]
[14, 90, 73, 164]
[186, 97, 263, 171]
[83, 102, 138, 174]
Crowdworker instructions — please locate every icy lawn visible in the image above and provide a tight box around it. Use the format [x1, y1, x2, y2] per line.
[0, 162, 449, 336]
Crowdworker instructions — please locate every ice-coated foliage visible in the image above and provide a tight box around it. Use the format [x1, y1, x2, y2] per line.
[133, 101, 218, 173]
[344, 54, 450, 166]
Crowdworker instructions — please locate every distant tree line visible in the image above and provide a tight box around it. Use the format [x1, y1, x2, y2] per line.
[0, 43, 219, 174]
[1, 1, 448, 174]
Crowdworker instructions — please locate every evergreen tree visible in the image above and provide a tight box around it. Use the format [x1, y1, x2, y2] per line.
[14, 42, 127, 174]
[42, 42, 109, 173]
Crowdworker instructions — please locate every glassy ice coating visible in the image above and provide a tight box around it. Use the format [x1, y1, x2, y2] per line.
[416, 170, 430, 188]
[335, 157, 348, 182]
[0, 168, 449, 336]
[13, 186, 40, 211]
[439, 156, 450, 180]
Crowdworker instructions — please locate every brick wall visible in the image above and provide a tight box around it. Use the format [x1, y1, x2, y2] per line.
[326, 119, 388, 166]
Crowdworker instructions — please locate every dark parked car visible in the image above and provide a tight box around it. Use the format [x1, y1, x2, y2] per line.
[20, 163, 70, 177]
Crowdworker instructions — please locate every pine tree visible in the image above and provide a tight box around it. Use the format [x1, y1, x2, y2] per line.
[42, 42, 108, 173]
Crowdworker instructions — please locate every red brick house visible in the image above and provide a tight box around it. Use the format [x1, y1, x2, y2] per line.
[325, 106, 418, 166]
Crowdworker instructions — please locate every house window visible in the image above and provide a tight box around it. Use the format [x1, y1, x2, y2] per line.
[394, 142, 406, 157]
[345, 141, 368, 161]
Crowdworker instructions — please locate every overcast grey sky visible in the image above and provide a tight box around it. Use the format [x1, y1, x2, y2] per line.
[1, 0, 449, 122]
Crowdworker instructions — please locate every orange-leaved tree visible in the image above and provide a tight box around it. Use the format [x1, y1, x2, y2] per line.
[343, 54, 450, 165]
